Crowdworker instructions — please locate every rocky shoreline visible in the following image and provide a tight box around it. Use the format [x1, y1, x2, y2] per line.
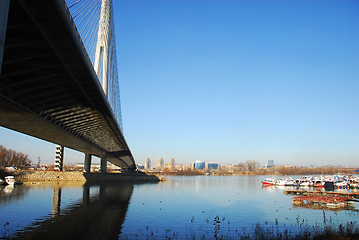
[15, 171, 166, 183]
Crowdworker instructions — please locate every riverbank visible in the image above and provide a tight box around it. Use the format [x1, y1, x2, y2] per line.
[14, 171, 166, 183]
[150, 166, 359, 176]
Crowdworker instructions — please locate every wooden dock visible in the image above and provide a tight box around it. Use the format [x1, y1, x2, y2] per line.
[284, 190, 359, 198]
[291, 195, 357, 211]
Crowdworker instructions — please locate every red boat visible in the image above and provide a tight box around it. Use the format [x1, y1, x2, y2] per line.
[314, 180, 325, 188]
[262, 178, 276, 185]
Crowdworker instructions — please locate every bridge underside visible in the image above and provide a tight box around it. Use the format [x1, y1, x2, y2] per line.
[0, 0, 136, 170]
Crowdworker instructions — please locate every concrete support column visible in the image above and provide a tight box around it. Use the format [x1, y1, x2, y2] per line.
[100, 155, 107, 173]
[54, 145, 64, 171]
[0, 0, 10, 76]
[84, 153, 92, 173]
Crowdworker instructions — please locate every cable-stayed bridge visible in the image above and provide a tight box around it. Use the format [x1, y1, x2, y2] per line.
[0, 0, 136, 172]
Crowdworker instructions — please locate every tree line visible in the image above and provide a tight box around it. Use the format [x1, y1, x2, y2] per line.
[0, 145, 31, 169]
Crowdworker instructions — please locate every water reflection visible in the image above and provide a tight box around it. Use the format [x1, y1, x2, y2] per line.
[51, 187, 62, 218]
[2, 176, 359, 239]
[15, 183, 133, 239]
[0, 184, 30, 205]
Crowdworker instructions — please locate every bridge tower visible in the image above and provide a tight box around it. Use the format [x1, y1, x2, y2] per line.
[55, 0, 118, 173]
[94, 0, 113, 173]
[94, 0, 112, 96]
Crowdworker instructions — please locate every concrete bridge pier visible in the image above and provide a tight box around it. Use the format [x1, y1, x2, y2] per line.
[100, 155, 107, 173]
[55, 145, 64, 171]
[84, 154, 92, 173]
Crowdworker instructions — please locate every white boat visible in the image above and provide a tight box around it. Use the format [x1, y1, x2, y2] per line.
[276, 178, 296, 186]
[262, 177, 276, 186]
[275, 179, 287, 186]
[299, 181, 311, 187]
[5, 176, 15, 185]
[334, 181, 348, 188]
[285, 178, 297, 186]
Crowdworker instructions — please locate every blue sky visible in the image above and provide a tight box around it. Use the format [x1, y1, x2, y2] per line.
[1, 0, 358, 166]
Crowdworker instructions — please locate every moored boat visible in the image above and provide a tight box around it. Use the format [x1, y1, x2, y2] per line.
[313, 180, 325, 188]
[262, 177, 276, 186]
[275, 179, 286, 186]
[5, 176, 15, 185]
[334, 180, 348, 189]
[275, 177, 296, 186]
[299, 180, 311, 187]
[348, 180, 359, 189]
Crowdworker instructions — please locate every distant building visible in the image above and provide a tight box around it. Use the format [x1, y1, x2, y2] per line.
[76, 162, 120, 172]
[169, 158, 175, 170]
[267, 160, 275, 168]
[155, 157, 164, 170]
[194, 161, 205, 170]
[205, 162, 219, 170]
[177, 164, 192, 171]
[144, 158, 151, 169]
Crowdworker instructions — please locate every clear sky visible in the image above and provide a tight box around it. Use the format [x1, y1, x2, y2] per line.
[1, 0, 358, 167]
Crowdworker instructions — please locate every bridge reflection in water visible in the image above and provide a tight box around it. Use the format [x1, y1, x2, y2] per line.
[18, 183, 134, 239]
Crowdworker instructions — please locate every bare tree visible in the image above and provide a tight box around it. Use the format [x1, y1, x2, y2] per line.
[0, 145, 31, 169]
[245, 160, 259, 172]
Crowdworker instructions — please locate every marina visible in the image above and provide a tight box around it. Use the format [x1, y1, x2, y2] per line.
[262, 175, 359, 212]
[261, 175, 359, 189]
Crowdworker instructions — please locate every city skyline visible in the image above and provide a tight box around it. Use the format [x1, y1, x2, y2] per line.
[1, 0, 358, 167]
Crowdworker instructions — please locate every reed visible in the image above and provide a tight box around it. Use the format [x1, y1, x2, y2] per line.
[119, 214, 359, 240]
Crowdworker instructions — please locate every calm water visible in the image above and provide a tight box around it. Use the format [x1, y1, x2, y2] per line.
[0, 175, 358, 239]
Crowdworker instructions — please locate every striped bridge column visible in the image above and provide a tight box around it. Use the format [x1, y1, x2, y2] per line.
[54, 145, 64, 171]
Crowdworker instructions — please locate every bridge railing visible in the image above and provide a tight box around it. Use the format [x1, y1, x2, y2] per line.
[63, 0, 123, 131]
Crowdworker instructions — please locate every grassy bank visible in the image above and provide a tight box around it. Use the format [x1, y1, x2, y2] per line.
[119, 215, 359, 240]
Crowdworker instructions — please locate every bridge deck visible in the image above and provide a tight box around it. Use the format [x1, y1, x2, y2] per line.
[0, 0, 135, 170]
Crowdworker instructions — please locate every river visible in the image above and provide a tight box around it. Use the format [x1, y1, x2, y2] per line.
[1, 175, 358, 239]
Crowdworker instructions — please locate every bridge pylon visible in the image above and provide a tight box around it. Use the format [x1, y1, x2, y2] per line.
[94, 0, 112, 96]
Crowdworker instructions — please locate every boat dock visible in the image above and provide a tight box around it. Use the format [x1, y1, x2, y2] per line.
[285, 189, 359, 199]
[292, 195, 357, 210]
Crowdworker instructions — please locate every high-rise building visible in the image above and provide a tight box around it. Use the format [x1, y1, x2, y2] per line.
[194, 160, 205, 170]
[155, 157, 164, 170]
[144, 158, 151, 170]
[267, 160, 274, 168]
[169, 158, 175, 170]
[205, 162, 219, 170]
